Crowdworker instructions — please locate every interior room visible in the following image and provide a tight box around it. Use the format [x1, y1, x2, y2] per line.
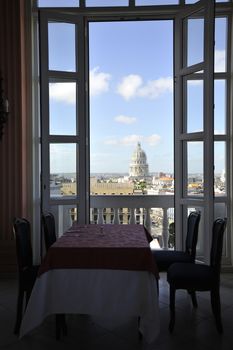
[0, 0, 233, 349]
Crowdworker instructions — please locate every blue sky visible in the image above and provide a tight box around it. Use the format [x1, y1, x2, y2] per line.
[48, 18, 226, 175]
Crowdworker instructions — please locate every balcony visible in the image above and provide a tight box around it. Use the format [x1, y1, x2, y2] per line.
[53, 194, 175, 250]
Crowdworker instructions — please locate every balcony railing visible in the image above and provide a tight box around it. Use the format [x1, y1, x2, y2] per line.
[52, 195, 174, 249]
[90, 194, 174, 249]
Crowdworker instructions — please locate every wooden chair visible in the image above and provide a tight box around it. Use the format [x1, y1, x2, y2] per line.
[13, 218, 39, 335]
[41, 211, 67, 340]
[41, 212, 57, 252]
[167, 217, 227, 333]
[152, 211, 201, 271]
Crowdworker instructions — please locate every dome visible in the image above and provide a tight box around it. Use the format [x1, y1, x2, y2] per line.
[131, 142, 147, 163]
[129, 142, 149, 177]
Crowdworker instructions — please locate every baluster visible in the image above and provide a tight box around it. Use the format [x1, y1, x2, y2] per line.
[129, 208, 135, 224]
[145, 208, 151, 232]
[98, 208, 104, 225]
[162, 207, 169, 249]
[113, 208, 118, 224]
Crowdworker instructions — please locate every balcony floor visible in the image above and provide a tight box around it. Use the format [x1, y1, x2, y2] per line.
[0, 272, 233, 350]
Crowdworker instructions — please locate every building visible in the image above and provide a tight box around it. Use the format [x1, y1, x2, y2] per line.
[129, 142, 149, 179]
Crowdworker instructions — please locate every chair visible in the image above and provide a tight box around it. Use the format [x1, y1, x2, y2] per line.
[41, 211, 67, 340]
[167, 217, 227, 333]
[41, 212, 57, 252]
[13, 218, 39, 335]
[152, 211, 201, 271]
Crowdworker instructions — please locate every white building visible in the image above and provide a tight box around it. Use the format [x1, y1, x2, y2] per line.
[129, 142, 149, 178]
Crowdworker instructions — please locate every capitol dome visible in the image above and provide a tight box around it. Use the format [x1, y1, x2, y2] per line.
[129, 142, 149, 178]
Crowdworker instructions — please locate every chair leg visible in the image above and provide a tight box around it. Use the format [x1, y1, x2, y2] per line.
[25, 289, 32, 308]
[188, 290, 198, 308]
[211, 288, 223, 334]
[56, 314, 67, 340]
[169, 286, 176, 333]
[138, 316, 142, 340]
[14, 289, 24, 335]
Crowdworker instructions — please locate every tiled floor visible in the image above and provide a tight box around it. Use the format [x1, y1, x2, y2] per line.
[0, 272, 233, 350]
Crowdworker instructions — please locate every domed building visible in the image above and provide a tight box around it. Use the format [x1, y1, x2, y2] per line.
[129, 142, 149, 178]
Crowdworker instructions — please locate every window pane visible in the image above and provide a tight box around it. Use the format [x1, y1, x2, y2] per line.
[38, 0, 79, 7]
[186, 79, 203, 133]
[215, 18, 227, 72]
[86, 0, 128, 5]
[214, 142, 226, 196]
[136, 0, 178, 4]
[48, 22, 76, 72]
[50, 144, 77, 197]
[49, 82, 77, 135]
[186, 17, 204, 67]
[187, 142, 203, 196]
[214, 80, 226, 135]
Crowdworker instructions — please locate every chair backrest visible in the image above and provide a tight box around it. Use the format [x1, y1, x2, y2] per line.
[210, 218, 227, 271]
[41, 212, 56, 251]
[185, 211, 201, 260]
[13, 218, 33, 271]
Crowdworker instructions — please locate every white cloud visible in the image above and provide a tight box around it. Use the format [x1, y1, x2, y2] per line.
[49, 82, 76, 104]
[90, 67, 111, 96]
[138, 77, 173, 99]
[49, 67, 111, 104]
[117, 74, 173, 100]
[116, 74, 143, 100]
[114, 115, 137, 124]
[215, 50, 225, 72]
[144, 134, 161, 146]
[104, 134, 161, 147]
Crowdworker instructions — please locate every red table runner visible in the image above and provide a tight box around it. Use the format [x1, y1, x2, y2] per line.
[38, 224, 159, 278]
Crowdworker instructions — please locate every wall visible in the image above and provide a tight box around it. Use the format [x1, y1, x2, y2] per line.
[0, 0, 32, 272]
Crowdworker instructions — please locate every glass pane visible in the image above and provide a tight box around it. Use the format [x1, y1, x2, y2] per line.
[48, 22, 76, 72]
[185, 0, 199, 3]
[214, 80, 226, 135]
[186, 79, 203, 133]
[215, 17, 227, 73]
[136, 0, 178, 4]
[86, 0, 128, 5]
[50, 144, 77, 197]
[89, 20, 174, 196]
[214, 142, 226, 196]
[38, 0, 79, 7]
[49, 82, 77, 135]
[49, 205, 78, 236]
[187, 142, 203, 196]
[185, 17, 204, 67]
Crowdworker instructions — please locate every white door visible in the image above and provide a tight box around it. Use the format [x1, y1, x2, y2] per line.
[39, 11, 89, 233]
[174, 0, 215, 262]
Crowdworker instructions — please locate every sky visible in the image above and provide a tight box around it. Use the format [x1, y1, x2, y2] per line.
[47, 15, 227, 176]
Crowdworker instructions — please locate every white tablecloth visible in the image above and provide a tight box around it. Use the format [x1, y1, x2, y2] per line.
[20, 269, 159, 343]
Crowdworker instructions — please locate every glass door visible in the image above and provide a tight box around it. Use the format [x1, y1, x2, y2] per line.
[39, 11, 88, 234]
[174, 0, 215, 262]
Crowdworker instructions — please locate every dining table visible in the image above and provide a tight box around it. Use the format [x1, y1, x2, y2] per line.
[19, 223, 160, 343]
